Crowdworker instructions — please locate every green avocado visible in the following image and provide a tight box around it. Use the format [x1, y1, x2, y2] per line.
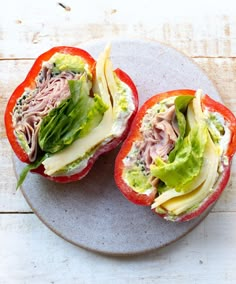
[50, 53, 88, 74]
[125, 165, 152, 193]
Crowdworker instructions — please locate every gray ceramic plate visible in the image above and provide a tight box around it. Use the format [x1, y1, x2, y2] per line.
[14, 38, 220, 256]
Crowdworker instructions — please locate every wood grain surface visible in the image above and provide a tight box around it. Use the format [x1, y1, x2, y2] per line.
[0, 1, 236, 283]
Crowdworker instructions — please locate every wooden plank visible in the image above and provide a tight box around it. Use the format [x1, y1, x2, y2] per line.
[195, 57, 236, 113]
[0, 212, 235, 283]
[1, 1, 236, 58]
[0, 139, 32, 212]
[0, 60, 34, 139]
[0, 60, 33, 212]
[1, 1, 236, 282]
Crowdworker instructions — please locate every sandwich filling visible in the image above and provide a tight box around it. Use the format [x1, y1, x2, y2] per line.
[122, 90, 231, 220]
[13, 53, 91, 162]
[12, 46, 136, 179]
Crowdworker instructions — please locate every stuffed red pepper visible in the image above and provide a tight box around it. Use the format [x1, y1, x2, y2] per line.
[5, 45, 138, 187]
[114, 89, 236, 222]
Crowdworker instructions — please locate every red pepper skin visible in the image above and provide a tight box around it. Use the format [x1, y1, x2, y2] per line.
[5, 46, 96, 164]
[114, 89, 236, 221]
[4, 46, 138, 183]
[32, 68, 139, 183]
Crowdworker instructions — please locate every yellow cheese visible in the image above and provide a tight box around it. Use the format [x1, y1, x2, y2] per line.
[162, 133, 219, 215]
[42, 45, 114, 176]
[152, 90, 219, 215]
[151, 189, 184, 209]
[151, 151, 209, 209]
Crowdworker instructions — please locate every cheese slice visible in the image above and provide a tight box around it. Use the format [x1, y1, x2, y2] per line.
[162, 133, 219, 215]
[152, 91, 219, 214]
[42, 45, 114, 175]
[151, 149, 209, 209]
[104, 56, 118, 119]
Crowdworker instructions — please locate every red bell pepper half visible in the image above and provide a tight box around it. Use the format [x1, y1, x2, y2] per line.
[5, 46, 96, 164]
[114, 89, 236, 222]
[5, 45, 138, 186]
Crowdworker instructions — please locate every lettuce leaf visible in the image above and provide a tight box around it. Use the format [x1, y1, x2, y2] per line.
[168, 95, 193, 162]
[150, 123, 207, 192]
[16, 154, 47, 189]
[150, 96, 208, 193]
[38, 75, 108, 154]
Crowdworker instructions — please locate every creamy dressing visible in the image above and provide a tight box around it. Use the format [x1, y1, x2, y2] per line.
[111, 81, 135, 136]
[204, 109, 231, 157]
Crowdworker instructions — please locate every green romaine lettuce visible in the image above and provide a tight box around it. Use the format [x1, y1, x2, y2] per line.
[150, 96, 208, 193]
[168, 95, 193, 162]
[150, 123, 207, 192]
[38, 75, 108, 154]
[16, 154, 47, 189]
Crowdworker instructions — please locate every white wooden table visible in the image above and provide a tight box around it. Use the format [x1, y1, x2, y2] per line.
[1, 1, 236, 283]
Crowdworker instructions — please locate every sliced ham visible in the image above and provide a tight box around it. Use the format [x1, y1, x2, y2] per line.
[138, 102, 179, 170]
[13, 67, 80, 161]
[157, 104, 175, 120]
